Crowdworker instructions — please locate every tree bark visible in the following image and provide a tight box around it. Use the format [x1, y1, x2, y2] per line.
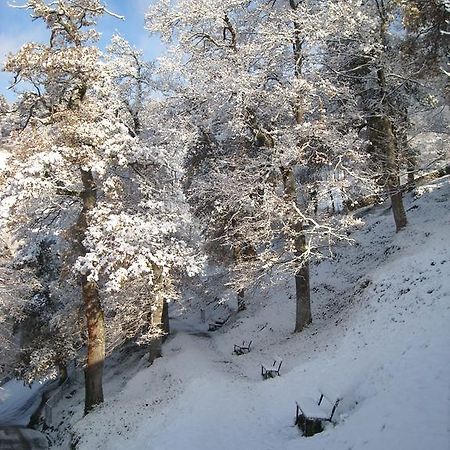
[406, 152, 417, 188]
[281, 167, 312, 332]
[58, 363, 68, 386]
[232, 244, 256, 312]
[150, 299, 170, 346]
[83, 275, 104, 414]
[367, 115, 407, 232]
[398, 111, 416, 189]
[148, 295, 163, 364]
[162, 299, 170, 340]
[74, 169, 105, 414]
[148, 264, 168, 364]
[371, 12, 408, 232]
[286, 2, 312, 332]
[237, 289, 246, 312]
[383, 117, 407, 232]
[294, 232, 312, 332]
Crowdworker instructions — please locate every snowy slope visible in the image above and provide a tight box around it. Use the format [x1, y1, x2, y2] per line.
[0, 379, 47, 426]
[52, 176, 450, 450]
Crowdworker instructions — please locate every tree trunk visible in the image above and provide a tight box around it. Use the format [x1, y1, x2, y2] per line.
[390, 188, 407, 231]
[384, 118, 407, 232]
[74, 169, 105, 414]
[287, 3, 312, 331]
[148, 295, 164, 364]
[148, 264, 168, 364]
[406, 152, 416, 189]
[294, 232, 312, 332]
[232, 244, 255, 312]
[370, 8, 408, 232]
[162, 299, 170, 340]
[237, 289, 246, 312]
[281, 167, 312, 332]
[83, 275, 104, 414]
[58, 363, 68, 386]
[367, 115, 407, 232]
[399, 113, 416, 189]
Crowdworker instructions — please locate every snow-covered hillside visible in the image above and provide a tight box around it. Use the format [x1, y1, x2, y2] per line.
[51, 176, 450, 450]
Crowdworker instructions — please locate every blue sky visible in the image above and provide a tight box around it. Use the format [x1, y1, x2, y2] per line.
[0, 0, 164, 101]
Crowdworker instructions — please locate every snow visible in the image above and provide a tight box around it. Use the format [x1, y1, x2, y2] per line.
[296, 396, 332, 420]
[46, 176, 449, 450]
[0, 427, 49, 449]
[0, 150, 9, 171]
[0, 379, 47, 426]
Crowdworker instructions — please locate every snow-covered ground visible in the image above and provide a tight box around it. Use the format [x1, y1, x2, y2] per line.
[0, 379, 47, 426]
[49, 176, 449, 450]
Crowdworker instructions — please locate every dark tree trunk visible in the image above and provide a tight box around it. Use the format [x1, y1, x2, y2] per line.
[281, 167, 312, 332]
[83, 275, 104, 414]
[58, 363, 68, 386]
[148, 296, 164, 364]
[369, 11, 408, 232]
[74, 169, 105, 414]
[406, 152, 416, 189]
[148, 297, 163, 364]
[162, 300, 170, 341]
[148, 298, 171, 360]
[294, 233, 312, 332]
[367, 115, 407, 232]
[148, 264, 168, 363]
[384, 117, 407, 232]
[399, 114, 416, 189]
[237, 289, 246, 312]
[288, 2, 312, 332]
[232, 244, 256, 312]
[390, 189, 407, 231]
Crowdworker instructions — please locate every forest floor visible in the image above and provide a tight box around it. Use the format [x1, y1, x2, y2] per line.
[41, 175, 450, 449]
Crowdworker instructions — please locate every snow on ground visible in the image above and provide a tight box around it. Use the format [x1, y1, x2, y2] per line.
[0, 379, 47, 426]
[50, 176, 450, 450]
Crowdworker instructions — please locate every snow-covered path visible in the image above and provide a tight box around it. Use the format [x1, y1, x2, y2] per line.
[74, 331, 302, 450]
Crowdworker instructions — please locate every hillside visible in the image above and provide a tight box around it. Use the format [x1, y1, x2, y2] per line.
[48, 176, 450, 450]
